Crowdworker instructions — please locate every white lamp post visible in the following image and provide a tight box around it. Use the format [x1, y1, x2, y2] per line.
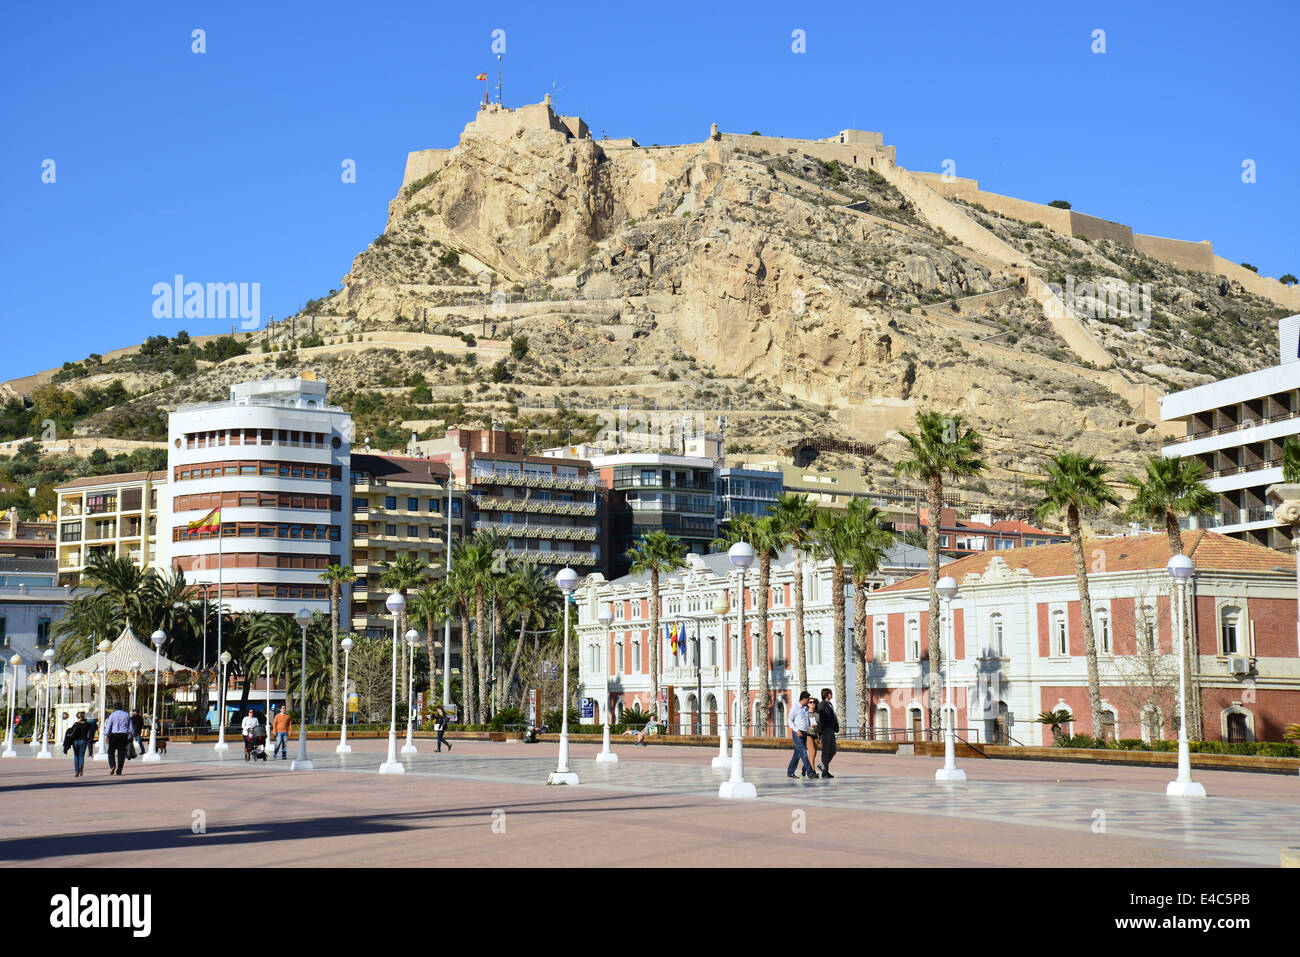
[214, 640, 230, 752]
[1, 653, 19, 757]
[720, 542, 757, 800]
[142, 629, 165, 762]
[595, 604, 617, 763]
[129, 660, 141, 712]
[548, 566, 581, 785]
[934, 575, 966, 783]
[380, 593, 406, 774]
[402, 628, 420, 754]
[56, 667, 67, 754]
[31, 673, 44, 756]
[36, 649, 55, 758]
[262, 645, 274, 749]
[291, 608, 314, 771]
[1166, 554, 1206, 797]
[337, 636, 353, 753]
[711, 591, 732, 768]
[93, 638, 111, 762]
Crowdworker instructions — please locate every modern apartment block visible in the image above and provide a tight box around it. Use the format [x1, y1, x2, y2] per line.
[1162, 314, 1300, 550]
[419, 428, 603, 576]
[715, 465, 782, 523]
[54, 471, 166, 584]
[349, 452, 464, 638]
[166, 375, 352, 615]
[0, 511, 69, 672]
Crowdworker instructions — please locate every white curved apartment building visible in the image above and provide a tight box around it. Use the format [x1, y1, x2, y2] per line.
[166, 375, 352, 616]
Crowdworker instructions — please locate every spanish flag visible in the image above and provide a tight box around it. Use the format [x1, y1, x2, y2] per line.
[187, 507, 221, 535]
[475, 72, 488, 81]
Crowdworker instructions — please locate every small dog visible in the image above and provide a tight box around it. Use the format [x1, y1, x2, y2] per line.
[156, 739, 168, 755]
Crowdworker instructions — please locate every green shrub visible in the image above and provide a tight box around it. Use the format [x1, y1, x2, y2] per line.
[489, 707, 525, 731]
[543, 707, 580, 729]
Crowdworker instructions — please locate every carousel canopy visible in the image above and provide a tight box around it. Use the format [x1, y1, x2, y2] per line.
[64, 625, 196, 681]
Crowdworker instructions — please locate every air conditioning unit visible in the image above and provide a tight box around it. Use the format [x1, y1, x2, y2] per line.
[1228, 655, 1251, 676]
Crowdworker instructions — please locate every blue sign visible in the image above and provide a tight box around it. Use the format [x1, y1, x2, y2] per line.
[580, 698, 595, 719]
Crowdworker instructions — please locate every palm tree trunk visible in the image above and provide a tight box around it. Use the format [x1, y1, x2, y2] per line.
[853, 576, 868, 736]
[474, 587, 487, 723]
[793, 552, 807, 691]
[926, 474, 943, 731]
[650, 570, 660, 720]
[461, 608, 475, 724]
[504, 614, 528, 709]
[757, 554, 771, 735]
[1069, 507, 1106, 740]
[832, 563, 846, 718]
[398, 600, 408, 715]
[425, 614, 437, 702]
[329, 583, 340, 725]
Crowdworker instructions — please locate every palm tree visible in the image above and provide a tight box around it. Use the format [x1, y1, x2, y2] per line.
[714, 513, 759, 731]
[1036, 708, 1075, 746]
[1028, 452, 1119, 741]
[1283, 436, 1300, 484]
[844, 500, 896, 736]
[501, 563, 558, 709]
[378, 552, 430, 705]
[1122, 455, 1216, 557]
[408, 584, 450, 701]
[769, 493, 817, 693]
[624, 531, 687, 721]
[811, 509, 852, 719]
[80, 553, 151, 630]
[319, 564, 356, 724]
[473, 528, 509, 714]
[447, 542, 478, 722]
[895, 410, 985, 730]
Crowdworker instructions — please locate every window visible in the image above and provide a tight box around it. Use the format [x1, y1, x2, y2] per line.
[876, 622, 888, 662]
[385, 496, 397, 510]
[1096, 610, 1111, 655]
[615, 641, 624, 673]
[407, 526, 418, 537]
[1139, 605, 1157, 653]
[809, 630, 823, 666]
[633, 640, 642, 672]
[990, 613, 1004, 658]
[36, 617, 51, 647]
[385, 524, 397, 536]
[408, 498, 418, 511]
[907, 621, 920, 661]
[707, 634, 717, 666]
[0, 617, 6, 645]
[1052, 611, 1068, 656]
[1220, 606, 1241, 655]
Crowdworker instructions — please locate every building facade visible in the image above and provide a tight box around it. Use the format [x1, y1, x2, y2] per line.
[166, 376, 352, 616]
[869, 531, 1300, 745]
[716, 466, 782, 523]
[55, 471, 166, 584]
[1162, 314, 1300, 550]
[594, 452, 717, 577]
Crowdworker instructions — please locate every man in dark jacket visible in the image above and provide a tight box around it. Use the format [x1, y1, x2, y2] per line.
[817, 688, 840, 778]
[63, 712, 93, 777]
[130, 709, 145, 755]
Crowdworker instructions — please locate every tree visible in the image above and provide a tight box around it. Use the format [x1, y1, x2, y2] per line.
[319, 564, 356, 723]
[501, 562, 558, 709]
[1028, 452, 1119, 740]
[769, 493, 818, 695]
[713, 513, 759, 730]
[378, 552, 430, 703]
[1035, 709, 1075, 746]
[1280, 274, 1298, 287]
[843, 500, 896, 736]
[624, 531, 687, 720]
[1106, 594, 1178, 742]
[408, 584, 449, 701]
[1283, 436, 1300, 483]
[447, 542, 479, 722]
[510, 336, 529, 360]
[1048, 199, 1072, 209]
[1122, 454, 1216, 734]
[895, 410, 985, 730]
[810, 509, 852, 720]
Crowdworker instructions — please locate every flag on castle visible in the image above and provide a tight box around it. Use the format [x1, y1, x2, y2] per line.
[187, 507, 221, 535]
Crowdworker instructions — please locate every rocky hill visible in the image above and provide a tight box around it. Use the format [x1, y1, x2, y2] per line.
[11, 100, 1295, 513]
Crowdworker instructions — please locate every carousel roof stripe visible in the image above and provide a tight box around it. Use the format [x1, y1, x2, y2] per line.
[63, 624, 196, 675]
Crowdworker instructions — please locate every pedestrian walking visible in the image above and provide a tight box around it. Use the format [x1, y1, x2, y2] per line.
[817, 688, 840, 778]
[271, 705, 291, 759]
[786, 691, 817, 779]
[434, 708, 452, 752]
[806, 694, 821, 771]
[63, 711, 93, 777]
[130, 708, 145, 756]
[241, 709, 261, 761]
[103, 703, 133, 776]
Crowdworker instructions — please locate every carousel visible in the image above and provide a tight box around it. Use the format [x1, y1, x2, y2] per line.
[55, 625, 197, 753]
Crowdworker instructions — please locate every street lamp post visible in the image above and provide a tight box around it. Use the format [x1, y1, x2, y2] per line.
[1166, 554, 1206, 797]
[55, 667, 67, 754]
[934, 575, 966, 783]
[711, 591, 731, 768]
[720, 541, 757, 800]
[380, 593, 406, 774]
[548, 566, 581, 786]
[595, 604, 617, 763]
[31, 674, 44, 756]
[36, 649, 55, 758]
[291, 608, 314, 771]
[142, 630, 165, 762]
[1, 653, 19, 757]
[214, 631, 231, 752]
[337, 636, 353, 753]
[129, 661, 141, 712]
[261, 645, 274, 750]
[402, 628, 419, 754]
[93, 637, 111, 762]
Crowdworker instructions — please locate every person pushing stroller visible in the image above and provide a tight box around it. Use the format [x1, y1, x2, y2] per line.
[241, 709, 268, 761]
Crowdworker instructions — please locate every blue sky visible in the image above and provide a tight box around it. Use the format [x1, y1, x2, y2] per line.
[2, 0, 1296, 381]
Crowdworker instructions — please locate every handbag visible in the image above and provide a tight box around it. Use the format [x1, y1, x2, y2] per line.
[127, 738, 137, 760]
[807, 711, 820, 737]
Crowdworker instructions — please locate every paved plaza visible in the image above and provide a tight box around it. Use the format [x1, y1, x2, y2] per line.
[2, 738, 1297, 867]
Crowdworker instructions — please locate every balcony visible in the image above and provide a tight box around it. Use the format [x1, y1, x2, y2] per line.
[506, 548, 599, 567]
[472, 495, 598, 517]
[1208, 457, 1282, 480]
[470, 471, 600, 492]
[60, 505, 82, 517]
[1170, 409, 1300, 445]
[475, 520, 598, 542]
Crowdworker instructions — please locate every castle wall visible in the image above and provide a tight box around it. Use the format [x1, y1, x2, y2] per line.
[719, 132, 896, 170]
[1212, 256, 1300, 310]
[1066, 210, 1133, 245]
[402, 148, 450, 190]
[1131, 233, 1215, 272]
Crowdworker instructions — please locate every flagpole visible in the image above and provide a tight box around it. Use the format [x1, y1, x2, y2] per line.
[214, 516, 228, 751]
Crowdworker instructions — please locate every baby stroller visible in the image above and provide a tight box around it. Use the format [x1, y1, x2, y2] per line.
[245, 724, 268, 762]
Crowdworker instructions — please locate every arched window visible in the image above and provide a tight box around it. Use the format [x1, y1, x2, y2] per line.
[1220, 606, 1242, 655]
[614, 641, 624, 673]
[632, 639, 642, 672]
[1052, 610, 1068, 657]
[774, 697, 787, 733]
[989, 613, 1004, 658]
[907, 620, 920, 661]
[1223, 706, 1253, 743]
[876, 621, 888, 662]
[1096, 609, 1111, 655]
[875, 705, 890, 740]
[707, 634, 717, 667]
[809, 630, 823, 666]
